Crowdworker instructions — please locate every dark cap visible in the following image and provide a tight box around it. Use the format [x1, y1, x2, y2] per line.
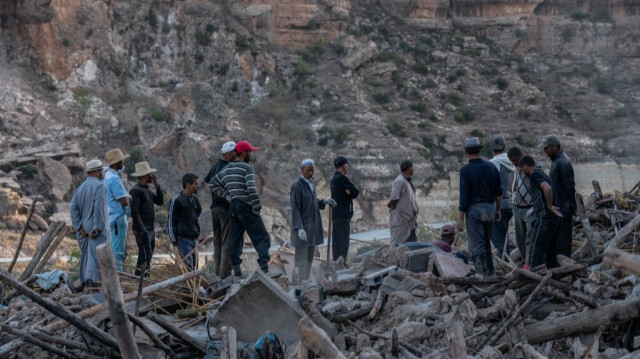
[537, 134, 560, 148]
[442, 224, 455, 236]
[464, 137, 483, 149]
[334, 156, 348, 169]
[490, 134, 505, 151]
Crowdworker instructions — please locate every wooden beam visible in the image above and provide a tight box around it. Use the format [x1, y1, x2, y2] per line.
[149, 313, 206, 354]
[127, 314, 175, 358]
[297, 316, 346, 359]
[604, 247, 640, 277]
[0, 324, 77, 359]
[604, 214, 640, 251]
[7, 197, 38, 274]
[97, 243, 141, 359]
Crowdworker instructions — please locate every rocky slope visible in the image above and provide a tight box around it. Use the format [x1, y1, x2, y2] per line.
[1, 0, 639, 237]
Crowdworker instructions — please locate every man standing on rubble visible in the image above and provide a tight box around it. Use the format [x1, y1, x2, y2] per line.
[129, 161, 163, 277]
[70, 159, 109, 289]
[388, 160, 419, 247]
[489, 134, 515, 258]
[168, 173, 202, 271]
[290, 159, 336, 281]
[508, 146, 541, 268]
[104, 148, 131, 271]
[330, 156, 359, 261]
[210, 141, 276, 278]
[204, 141, 236, 279]
[518, 155, 563, 268]
[540, 134, 576, 257]
[457, 137, 502, 276]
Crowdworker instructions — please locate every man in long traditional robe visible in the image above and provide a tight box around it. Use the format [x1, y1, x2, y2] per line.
[388, 160, 419, 247]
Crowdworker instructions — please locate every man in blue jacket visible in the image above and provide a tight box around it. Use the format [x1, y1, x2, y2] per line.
[540, 134, 576, 257]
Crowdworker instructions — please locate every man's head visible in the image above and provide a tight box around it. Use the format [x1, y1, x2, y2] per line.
[538, 134, 561, 158]
[490, 134, 505, 153]
[400, 160, 413, 177]
[518, 155, 536, 177]
[234, 140, 259, 163]
[507, 146, 524, 167]
[300, 159, 315, 180]
[105, 148, 129, 170]
[334, 156, 349, 174]
[441, 224, 455, 245]
[182, 173, 199, 194]
[221, 141, 236, 162]
[131, 162, 157, 184]
[464, 137, 483, 156]
[85, 159, 104, 180]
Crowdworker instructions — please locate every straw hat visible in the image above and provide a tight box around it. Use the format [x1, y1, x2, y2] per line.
[105, 148, 129, 166]
[131, 162, 157, 177]
[85, 159, 104, 172]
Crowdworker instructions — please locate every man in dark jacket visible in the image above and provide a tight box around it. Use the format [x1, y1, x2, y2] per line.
[330, 156, 359, 261]
[130, 162, 163, 276]
[540, 134, 576, 257]
[518, 155, 563, 268]
[457, 137, 502, 277]
[169, 173, 202, 270]
[204, 141, 236, 278]
[290, 159, 336, 281]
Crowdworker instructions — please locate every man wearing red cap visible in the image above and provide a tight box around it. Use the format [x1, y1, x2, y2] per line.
[210, 141, 276, 277]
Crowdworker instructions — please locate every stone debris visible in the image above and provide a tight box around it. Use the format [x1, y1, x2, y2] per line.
[2, 180, 640, 358]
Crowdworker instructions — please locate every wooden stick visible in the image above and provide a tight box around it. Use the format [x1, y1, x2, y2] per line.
[327, 206, 333, 263]
[0, 323, 77, 359]
[220, 326, 237, 359]
[47, 268, 203, 331]
[18, 221, 66, 281]
[604, 214, 640, 251]
[513, 268, 597, 308]
[526, 299, 640, 344]
[127, 314, 175, 358]
[445, 320, 467, 358]
[31, 330, 92, 352]
[7, 197, 39, 274]
[34, 225, 70, 274]
[0, 267, 119, 349]
[347, 320, 423, 356]
[297, 315, 346, 359]
[97, 243, 141, 359]
[391, 328, 400, 357]
[604, 247, 640, 277]
[149, 312, 206, 354]
[329, 304, 375, 322]
[369, 288, 386, 319]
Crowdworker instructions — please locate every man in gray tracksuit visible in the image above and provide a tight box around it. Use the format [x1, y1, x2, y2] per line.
[489, 134, 515, 258]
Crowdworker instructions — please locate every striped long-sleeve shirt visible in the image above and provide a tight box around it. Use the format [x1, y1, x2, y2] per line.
[210, 161, 262, 211]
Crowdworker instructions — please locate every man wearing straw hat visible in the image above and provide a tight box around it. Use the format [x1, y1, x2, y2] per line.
[104, 148, 131, 271]
[69, 159, 109, 289]
[129, 162, 164, 277]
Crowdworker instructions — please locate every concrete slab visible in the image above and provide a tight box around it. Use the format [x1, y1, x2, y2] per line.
[212, 270, 305, 344]
[432, 252, 471, 277]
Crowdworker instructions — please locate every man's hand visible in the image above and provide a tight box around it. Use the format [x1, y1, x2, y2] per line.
[323, 198, 337, 207]
[78, 227, 87, 237]
[252, 206, 261, 215]
[550, 205, 563, 218]
[298, 229, 307, 242]
[118, 196, 131, 206]
[345, 189, 351, 196]
[89, 228, 100, 239]
[494, 210, 502, 222]
[150, 173, 158, 187]
[456, 214, 465, 232]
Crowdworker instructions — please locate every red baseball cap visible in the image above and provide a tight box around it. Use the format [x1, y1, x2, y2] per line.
[235, 140, 259, 153]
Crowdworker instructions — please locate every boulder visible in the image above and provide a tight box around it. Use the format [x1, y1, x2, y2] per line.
[0, 188, 20, 217]
[341, 41, 378, 70]
[37, 156, 73, 201]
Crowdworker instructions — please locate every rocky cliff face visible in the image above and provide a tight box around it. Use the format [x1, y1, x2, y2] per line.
[1, 0, 639, 237]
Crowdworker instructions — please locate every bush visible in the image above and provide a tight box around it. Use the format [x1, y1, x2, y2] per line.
[294, 59, 309, 77]
[421, 135, 434, 149]
[410, 102, 427, 114]
[595, 76, 613, 94]
[148, 106, 166, 121]
[527, 97, 537, 105]
[373, 92, 391, 104]
[614, 107, 629, 118]
[124, 146, 145, 178]
[116, 90, 131, 103]
[561, 28, 574, 42]
[496, 78, 509, 90]
[235, 35, 250, 50]
[425, 79, 437, 88]
[62, 38, 70, 47]
[388, 121, 407, 137]
[148, 9, 158, 30]
[73, 87, 93, 112]
[333, 127, 353, 145]
[446, 92, 462, 106]
[413, 62, 429, 75]
[18, 164, 37, 178]
[470, 129, 484, 137]
[434, 163, 445, 172]
[429, 113, 439, 122]
[555, 104, 571, 119]
[437, 133, 447, 144]
[454, 107, 475, 123]
[205, 23, 217, 33]
[195, 31, 210, 46]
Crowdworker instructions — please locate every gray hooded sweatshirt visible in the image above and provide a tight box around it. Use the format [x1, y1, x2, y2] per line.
[490, 153, 515, 209]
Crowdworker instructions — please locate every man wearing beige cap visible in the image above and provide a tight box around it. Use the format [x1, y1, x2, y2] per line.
[129, 162, 163, 277]
[204, 141, 236, 279]
[70, 159, 109, 289]
[104, 148, 131, 271]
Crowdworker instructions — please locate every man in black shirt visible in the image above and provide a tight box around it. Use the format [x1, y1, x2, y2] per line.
[169, 173, 202, 271]
[129, 162, 163, 276]
[204, 141, 236, 278]
[330, 156, 359, 261]
[518, 156, 563, 269]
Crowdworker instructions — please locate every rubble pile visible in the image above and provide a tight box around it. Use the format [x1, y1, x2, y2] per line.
[2, 180, 640, 358]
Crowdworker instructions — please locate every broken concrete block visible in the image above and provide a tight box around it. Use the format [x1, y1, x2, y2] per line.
[212, 270, 305, 344]
[324, 277, 359, 296]
[400, 247, 436, 273]
[361, 266, 397, 287]
[432, 252, 471, 277]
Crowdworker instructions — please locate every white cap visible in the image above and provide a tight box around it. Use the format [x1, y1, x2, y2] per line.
[85, 159, 103, 172]
[221, 141, 236, 154]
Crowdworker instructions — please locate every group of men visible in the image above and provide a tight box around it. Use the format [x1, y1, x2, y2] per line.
[386, 133, 576, 276]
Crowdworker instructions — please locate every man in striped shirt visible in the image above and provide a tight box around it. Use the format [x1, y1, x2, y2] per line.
[210, 141, 273, 277]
